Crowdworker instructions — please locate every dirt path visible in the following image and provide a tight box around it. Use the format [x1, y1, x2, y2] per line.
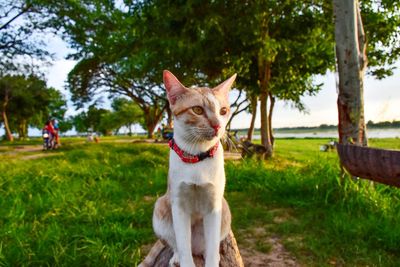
[240, 238, 299, 267]
[1, 140, 242, 161]
[238, 227, 300, 267]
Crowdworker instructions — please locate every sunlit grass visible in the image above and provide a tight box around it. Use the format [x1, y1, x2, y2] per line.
[0, 139, 399, 266]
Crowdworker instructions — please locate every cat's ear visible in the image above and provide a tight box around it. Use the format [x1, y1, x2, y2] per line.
[213, 73, 237, 98]
[163, 70, 188, 105]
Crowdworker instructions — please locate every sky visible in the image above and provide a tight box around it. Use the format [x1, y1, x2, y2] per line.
[2, 34, 399, 136]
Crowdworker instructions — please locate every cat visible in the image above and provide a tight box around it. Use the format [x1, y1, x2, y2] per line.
[151, 70, 236, 267]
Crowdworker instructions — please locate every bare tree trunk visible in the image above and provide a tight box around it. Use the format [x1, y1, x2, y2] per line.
[146, 121, 156, 139]
[144, 103, 168, 139]
[128, 124, 132, 136]
[1, 92, 13, 141]
[247, 95, 257, 141]
[18, 119, 28, 139]
[334, 0, 368, 146]
[1, 110, 13, 141]
[268, 92, 275, 147]
[166, 104, 173, 129]
[259, 62, 273, 158]
[139, 231, 243, 267]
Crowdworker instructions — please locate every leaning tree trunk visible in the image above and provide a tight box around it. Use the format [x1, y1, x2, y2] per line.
[1, 97, 13, 142]
[247, 95, 258, 141]
[333, 0, 368, 146]
[139, 231, 243, 267]
[145, 103, 168, 139]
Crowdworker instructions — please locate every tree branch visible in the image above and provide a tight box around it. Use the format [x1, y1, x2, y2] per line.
[0, 4, 32, 31]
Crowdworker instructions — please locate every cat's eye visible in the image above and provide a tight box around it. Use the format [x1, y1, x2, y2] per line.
[220, 107, 228, 115]
[192, 106, 204, 115]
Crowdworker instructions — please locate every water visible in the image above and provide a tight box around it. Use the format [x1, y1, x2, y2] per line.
[252, 128, 400, 139]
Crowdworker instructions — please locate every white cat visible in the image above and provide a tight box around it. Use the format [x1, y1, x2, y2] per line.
[152, 70, 236, 267]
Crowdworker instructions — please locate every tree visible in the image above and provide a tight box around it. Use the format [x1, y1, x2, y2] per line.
[0, 74, 67, 139]
[35, 0, 400, 145]
[0, 0, 51, 71]
[111, 97, 143, 135]
[30, 0, 169, 138]
[137, 1, 335, 157]
[333, 0, 400, 145]
[334, 0, 368, 146]
[72, 105, 132, 135]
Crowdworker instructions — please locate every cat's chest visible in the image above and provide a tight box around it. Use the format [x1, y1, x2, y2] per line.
[178, 182, 216, 214]
[169, 150, 224, 184]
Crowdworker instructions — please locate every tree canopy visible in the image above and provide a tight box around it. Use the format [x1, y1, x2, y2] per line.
[1, 0, 399, 145]
[0, 74, 67, 139]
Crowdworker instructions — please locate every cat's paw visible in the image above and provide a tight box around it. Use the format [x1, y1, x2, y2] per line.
[169, 253, 179, 267]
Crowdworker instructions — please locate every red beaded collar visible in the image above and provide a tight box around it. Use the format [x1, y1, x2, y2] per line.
[168, 138, 219, 164]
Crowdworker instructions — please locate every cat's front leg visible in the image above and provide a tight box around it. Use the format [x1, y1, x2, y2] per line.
[203, 208, 222, 267]
[171, 203, 195, 267]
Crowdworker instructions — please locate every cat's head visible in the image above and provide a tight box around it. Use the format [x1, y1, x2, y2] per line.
[163, 70, 236, 144]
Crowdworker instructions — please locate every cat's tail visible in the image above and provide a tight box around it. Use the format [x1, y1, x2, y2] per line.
[138, 240, 166, 267]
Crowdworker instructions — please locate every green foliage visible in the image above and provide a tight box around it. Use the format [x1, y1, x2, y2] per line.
[0, 0, 52, 71]
[361, 1, 400, 78]
[111, 97, 144, 134]
[0, 74, 67, 138]
[73, 105, 110, 135]
[367, 120, 400, 128]
[72, 99, 143, 135]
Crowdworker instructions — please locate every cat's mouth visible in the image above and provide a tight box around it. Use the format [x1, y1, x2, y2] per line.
[203, 130, 222, 141]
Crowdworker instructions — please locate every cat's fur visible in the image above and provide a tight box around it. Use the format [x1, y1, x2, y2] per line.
[152, 70, 236, 267]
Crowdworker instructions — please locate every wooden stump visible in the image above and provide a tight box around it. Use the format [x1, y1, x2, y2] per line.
[139, 231, 244, 267]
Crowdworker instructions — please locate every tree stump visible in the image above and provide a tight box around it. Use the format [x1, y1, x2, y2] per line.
[138, 231, 244, 267]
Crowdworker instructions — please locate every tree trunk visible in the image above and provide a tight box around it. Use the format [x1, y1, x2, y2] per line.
[334, 0, 368, 146]
[18, 119, 28, 139]
[1, 93, 13, 142]
[259, 62, 273, 158]
[166, 104, 173, 129]
[128, 124, 132, 136]
[139, 231, 244, 267]
[144, 103, 168, 139]
[247, 95, 257, 141]
[146, 121, 156, 139]
[1, 110, 13, 142]
[268, 92, 275, 147]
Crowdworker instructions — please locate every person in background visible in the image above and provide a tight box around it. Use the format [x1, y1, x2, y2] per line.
[52, 119, 60, 147]
[44, 120, 56, 149]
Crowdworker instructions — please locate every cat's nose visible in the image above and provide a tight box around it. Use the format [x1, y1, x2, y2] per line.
[212, 125, 221, 136]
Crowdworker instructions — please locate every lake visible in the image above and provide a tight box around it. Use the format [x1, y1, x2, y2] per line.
[252, 128, 400, 139]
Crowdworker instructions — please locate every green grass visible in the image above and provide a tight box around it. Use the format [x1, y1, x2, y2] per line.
[0, 139, 399, 266]
[227, 139, 400, 266]
[0, 142, 168, 266]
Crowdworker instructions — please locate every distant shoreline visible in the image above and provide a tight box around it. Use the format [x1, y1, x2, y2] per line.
[232, 127, 400, 139]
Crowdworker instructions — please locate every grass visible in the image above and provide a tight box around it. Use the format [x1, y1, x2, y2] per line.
[0, 138, 399, 266]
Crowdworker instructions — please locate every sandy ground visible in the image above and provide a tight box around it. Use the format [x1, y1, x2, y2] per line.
[239, 236, 300, 267]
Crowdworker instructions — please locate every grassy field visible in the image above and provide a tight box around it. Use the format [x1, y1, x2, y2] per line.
[0, 138, 399, 266]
